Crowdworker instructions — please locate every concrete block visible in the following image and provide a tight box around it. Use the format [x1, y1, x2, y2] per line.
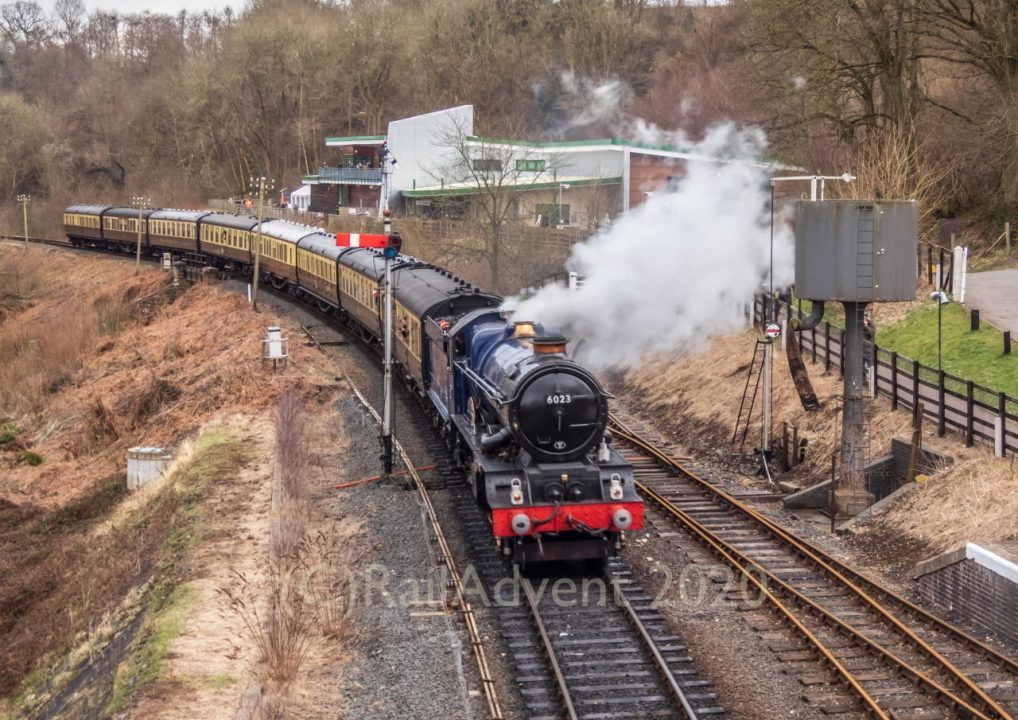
[783, 479, 832, 509]
[836, 481, 917, 533]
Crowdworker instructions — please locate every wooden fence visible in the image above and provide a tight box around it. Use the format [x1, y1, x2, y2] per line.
[756, 297, 1018, 458]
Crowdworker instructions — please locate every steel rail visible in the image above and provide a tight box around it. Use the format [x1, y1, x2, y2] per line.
[636, 478, 889, 717]
[0, 234, 58, 244]
[611, 416, 1015, 720]
[638, 480, 994, 719]
[605, 568, 701, 719]
[520, 576, 579, 720]
[340, 372, 505, 720]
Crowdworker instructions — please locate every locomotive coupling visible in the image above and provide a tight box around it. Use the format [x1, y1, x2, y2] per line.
[609, 473, 624, 500]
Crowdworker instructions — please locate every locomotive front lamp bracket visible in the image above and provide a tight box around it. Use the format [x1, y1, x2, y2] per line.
[510, 478, 524, 505]
[609, 474, 623, 500]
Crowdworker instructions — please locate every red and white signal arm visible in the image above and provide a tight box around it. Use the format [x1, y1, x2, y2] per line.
[764, 322, 782, 339]
[335, 232, 389, 248]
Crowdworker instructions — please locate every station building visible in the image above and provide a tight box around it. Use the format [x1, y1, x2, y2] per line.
[302, 105, 732, 227]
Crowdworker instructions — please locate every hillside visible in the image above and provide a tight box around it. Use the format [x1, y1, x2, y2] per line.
[0, 243, 342, 714]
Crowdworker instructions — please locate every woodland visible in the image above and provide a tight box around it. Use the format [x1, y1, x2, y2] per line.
[0, 0, 1016, 232]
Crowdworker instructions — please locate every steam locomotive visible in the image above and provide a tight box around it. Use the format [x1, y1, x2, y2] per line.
[63, 205, 643, 563]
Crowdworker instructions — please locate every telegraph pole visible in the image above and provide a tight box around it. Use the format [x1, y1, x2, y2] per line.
[381, 153, 395, 477]
[17, 195, 30, 249]
[131, 195, 150, 273]
[249, 176, 273, 312]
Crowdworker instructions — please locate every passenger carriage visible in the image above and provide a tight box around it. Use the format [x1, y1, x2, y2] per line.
[63, 205, 109, 246]
[390, 265, 500, 393]
[336, 248, 387, 336]
[101, 207, 155, 253]
[147, 210, 208, 254]
[255, 220, 315, 287]
[198, 213, 258, 267]
[295, 232, 343, 310]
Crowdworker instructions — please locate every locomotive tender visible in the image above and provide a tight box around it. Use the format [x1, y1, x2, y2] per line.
[63, 205, 643, 563]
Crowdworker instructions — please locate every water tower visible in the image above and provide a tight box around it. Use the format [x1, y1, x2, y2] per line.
[794, 200, 918, 516]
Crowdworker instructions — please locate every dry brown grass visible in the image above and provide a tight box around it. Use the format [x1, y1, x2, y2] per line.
[0, 304, 102, 414]
[875, 453, 1018, 552]
[1, 276, 328, 511]
[271, 391, 310, 560]
[0, 247, 47, 319]
[620, 329, 914, 482]
[220, 569, 316, 686]
[623, 326, 1018, 559]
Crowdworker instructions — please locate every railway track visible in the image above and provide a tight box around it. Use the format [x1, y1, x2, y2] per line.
[305, 311, 726, 719]
[457, 493, 725, 720]
[610, 412, 1018, 719]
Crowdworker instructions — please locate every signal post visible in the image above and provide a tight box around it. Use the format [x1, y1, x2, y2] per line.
[335, 228, 403, 478]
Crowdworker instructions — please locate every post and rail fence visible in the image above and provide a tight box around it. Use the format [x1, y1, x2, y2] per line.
[754, 296, 1018, 459]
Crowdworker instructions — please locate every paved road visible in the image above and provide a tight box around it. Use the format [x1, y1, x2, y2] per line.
[965, 269, 1018, 335]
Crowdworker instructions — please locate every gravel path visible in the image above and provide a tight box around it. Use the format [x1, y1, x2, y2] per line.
[325, 393, 476, 720]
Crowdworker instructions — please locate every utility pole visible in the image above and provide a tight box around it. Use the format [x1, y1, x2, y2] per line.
[381, 153, 395, 477]
[16, 195, 30, 249]
[249, 176, 273, 312]
[131, 196, 150, 273]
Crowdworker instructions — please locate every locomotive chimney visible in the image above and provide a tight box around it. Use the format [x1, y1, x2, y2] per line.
[533, 334, 567, 355]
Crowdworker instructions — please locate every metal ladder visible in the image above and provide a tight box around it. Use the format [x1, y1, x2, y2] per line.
[731, 339, 767, 452]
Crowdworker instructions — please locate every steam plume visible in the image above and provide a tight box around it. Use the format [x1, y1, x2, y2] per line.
[506, 123, 793, 369]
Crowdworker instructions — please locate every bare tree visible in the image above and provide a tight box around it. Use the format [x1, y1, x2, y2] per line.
[52, 0, 84, 40]
[0, 1, 49, 47]
[432, 121, 564, 292]
[919, 1, 1018, 206]
[743, 0, 925, 141]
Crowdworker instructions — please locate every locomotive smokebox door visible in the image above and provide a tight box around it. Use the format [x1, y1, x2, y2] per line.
[795, 200, 918, 302]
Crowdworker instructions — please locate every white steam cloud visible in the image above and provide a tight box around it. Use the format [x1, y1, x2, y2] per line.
[506, 123, 794, 369]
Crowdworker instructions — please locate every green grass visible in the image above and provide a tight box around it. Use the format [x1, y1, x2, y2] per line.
[876, 303, 1018, 399]
[0, 422, 18, 444]
[18, 450, 43, 466]
[107, 584, 194, 714]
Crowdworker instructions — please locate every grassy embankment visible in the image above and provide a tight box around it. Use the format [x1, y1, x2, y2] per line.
[7, 430, 249, 717]
[795, 296, 1018, 401]
[875, 303, 1018, 398]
